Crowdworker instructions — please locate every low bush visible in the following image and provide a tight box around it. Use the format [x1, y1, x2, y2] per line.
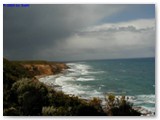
[105, 94, 141, 116]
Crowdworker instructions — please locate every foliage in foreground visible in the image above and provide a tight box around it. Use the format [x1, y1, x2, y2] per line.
[4, 78, 105, 116]
[105, 94, 141, 116]
[3, 58, 141, 116]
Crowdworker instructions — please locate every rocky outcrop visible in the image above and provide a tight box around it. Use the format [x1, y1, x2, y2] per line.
[22, 63, 69, 77]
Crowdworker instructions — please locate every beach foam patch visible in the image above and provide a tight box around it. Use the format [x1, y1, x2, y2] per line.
[126, 94, 155, 114]
[77, 77, 95, 81]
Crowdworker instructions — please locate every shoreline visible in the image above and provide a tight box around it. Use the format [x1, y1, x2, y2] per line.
[35, 62, 155, 116]
[37, 74, 155, 116]
[35, 75, 50, 79]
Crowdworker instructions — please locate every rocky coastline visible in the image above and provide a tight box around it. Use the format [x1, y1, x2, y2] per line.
[21, 62, 69, 77]
[20, 61, 154, 116]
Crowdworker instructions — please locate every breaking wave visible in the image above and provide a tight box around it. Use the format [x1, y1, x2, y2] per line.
[39, 62, 155, 115]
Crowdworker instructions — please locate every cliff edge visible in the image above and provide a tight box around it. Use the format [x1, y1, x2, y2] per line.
[22, 62, 69, 76]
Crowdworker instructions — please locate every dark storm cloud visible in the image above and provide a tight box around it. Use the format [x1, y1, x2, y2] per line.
[3, 4, 155, 61]
[3, 5, 80, 59]
[3, 4, 125, 60]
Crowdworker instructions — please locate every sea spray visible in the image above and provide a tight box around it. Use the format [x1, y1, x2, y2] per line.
[39, 58, 155, 115]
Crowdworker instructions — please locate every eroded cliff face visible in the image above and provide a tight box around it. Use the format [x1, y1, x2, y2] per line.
[22, 63, 69, 76]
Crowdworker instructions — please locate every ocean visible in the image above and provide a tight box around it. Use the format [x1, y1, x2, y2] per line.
[39, 58, 155, 114]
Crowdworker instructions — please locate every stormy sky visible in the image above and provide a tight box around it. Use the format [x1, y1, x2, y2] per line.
[3, 4, 155, 61]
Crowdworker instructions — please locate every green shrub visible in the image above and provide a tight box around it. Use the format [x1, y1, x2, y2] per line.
[11, 79, 49, 115]
[73, 103, 105, 116]
[42, 106, 69, 116]
[42, 106, 56, 115]
[89, 97, 104, 113]
[3, 107, 20, 116]
[105, 94, 141, 116]
[3, 58, 33, 112]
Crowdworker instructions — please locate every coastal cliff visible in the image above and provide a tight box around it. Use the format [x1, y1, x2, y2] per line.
[3, 58, 141, 116]
[4, 58, 107, 116]
[22, 62, 69, 77]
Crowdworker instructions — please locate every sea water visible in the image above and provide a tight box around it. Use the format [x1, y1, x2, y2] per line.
[39, 58, 155, 114]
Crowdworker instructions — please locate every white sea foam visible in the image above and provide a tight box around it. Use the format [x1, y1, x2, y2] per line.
[127, 95, 155, 105]
[67, 63, 104, 76]
[136, 95, 155, 104]
[38, 62, 155, 115]
[40, 63, 99, 98]
[39, 75, 57, 86]
[62, 84, 87, 95]
[53, 75, 103, 99]
[125, 94, 156, 114]
[77, 77, 95, 81]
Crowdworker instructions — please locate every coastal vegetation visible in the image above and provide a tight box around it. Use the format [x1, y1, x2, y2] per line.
[3, 58, 141, 116]
[105, 94, 141, 116]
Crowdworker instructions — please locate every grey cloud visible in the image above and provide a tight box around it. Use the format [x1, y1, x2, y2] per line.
[79, 26, 154, 36]
[3, 4, 125, 60]
[46, 19, 155, 61]
[3, 5, 155, 61]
